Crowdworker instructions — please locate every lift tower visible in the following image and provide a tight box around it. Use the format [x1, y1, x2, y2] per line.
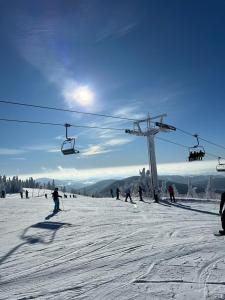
[125, 114, 176, 202]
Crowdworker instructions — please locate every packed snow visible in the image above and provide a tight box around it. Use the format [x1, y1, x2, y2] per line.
[0, 190, 225, 300]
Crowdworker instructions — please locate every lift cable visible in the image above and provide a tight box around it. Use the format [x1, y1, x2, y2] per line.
[0, 117, 224, 160]
[1, 99, 225, 151]
[0, 99, 136, 121]
[0, 118, 125, 131]
[175, 127, 225, 151]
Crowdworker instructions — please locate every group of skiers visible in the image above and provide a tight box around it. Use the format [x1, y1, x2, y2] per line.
[49, 186, 225, 235]
[110, 185, 176, 203]
[110, 186, 144, 203]
[20, 190, 29, 199]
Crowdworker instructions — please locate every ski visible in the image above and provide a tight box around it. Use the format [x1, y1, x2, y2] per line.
[214, 230, 225, 236]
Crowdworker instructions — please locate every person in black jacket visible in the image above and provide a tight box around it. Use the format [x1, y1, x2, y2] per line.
[219, 192, 225, 234]
[116, 188, 120, 200]
[138, 186, 143, 201]
[110, 189, 114, 198]
[52, 188, 62, 213]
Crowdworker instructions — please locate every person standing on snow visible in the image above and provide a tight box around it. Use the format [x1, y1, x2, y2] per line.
[219, 192, 225, 234]
[116, 187, 120, 200]
[125, 187, 133, 203]
[168, 185, 175, 202]
[138, 186, 144, 201]
[110, 189, 114, 198]
[25, 190, 29, 199]
[52, 187, 62, 213]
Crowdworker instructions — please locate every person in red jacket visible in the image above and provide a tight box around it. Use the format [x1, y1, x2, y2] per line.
[168, 185, 175, 202]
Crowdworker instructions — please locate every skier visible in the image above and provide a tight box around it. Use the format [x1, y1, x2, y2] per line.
[116, 187, 120, 200]
[168, 185, 175, 202]
[138, 186, 143, 201]
[110, 189, 114, 198]
[52, 187, 62, 213]
[219, 191, 225, 234]
[25, 190, 29, 199]
[1, 190, 5, 198]
[20, 191, 23, 199]
[125, 187, 133, 203]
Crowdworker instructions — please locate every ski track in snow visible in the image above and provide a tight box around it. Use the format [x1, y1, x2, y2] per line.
[0, 192, 225, 299]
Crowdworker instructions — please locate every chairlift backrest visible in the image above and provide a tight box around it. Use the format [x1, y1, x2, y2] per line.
[216, 157, 225, 172]
[61, 138, 79, 155]
[216, 165, 225, 172]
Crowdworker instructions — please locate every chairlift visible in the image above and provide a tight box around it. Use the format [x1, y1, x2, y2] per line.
[61, 123, 79, 155]
[216, 157, 225, 172]
[188, 134, 205, 161]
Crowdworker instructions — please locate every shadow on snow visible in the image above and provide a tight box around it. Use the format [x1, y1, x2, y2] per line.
[158, 199, 220, 216]
[0, 221, 71, 266]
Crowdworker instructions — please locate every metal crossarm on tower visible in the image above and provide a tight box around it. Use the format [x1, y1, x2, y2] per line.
[125, 113, 175, 202]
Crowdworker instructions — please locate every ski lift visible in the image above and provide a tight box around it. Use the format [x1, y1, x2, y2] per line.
[216, 157, 225, 172]
[188, 134, 205, 161]
[61, 124, 79, 155]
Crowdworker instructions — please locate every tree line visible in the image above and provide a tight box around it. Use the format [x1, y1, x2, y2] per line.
[0, 175, 57, 194]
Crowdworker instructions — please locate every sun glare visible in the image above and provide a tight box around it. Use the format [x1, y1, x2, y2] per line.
[71, 85, 94, 107]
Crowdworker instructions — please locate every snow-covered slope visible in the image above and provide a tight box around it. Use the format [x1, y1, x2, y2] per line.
[0, 192, 224, 300]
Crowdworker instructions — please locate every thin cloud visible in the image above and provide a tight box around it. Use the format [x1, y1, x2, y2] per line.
[96, 22, 138, 42]
[80, 137, 132, 157]
[104, 138, 132, 146]
[82, 145, 112, 156]
[113, 103, 146, 120]
[9, 157, 26, 160]
[47, 149, 61, 153]
[24, 144, 59, 152]
[0, 148, 27, 155]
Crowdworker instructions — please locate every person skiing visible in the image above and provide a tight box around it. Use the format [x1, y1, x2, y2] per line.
[219, 191, 225, 234]
[45, 193, 48, 199]
[124, 187, 133, 203]
[110, 189, 114, 198]
[20, 191, 23, 199]
[116, 187, 120, 200]
[25, 190, 29, 199]
[52, 187, 62, 213]
[138, 186, 143, 201]
[168, 185, 175, 202]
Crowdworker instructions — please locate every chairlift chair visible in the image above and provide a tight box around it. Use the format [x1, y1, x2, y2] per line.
[216, 157, 225, 172]
[188, 134, 205, 161]
[61, 124, 80, 155]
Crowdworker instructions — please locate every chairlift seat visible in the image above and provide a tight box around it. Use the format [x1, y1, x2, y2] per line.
[188, 146, 205, 161]
[216, 157, 225, 172]
[216, 165, 225, 172]
[61, 138, 79, 155]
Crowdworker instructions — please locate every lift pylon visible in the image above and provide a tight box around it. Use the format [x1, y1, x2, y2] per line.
[125, 113, 175, 202]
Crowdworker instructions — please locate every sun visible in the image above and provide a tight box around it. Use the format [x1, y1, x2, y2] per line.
[71, 85, 95, 107]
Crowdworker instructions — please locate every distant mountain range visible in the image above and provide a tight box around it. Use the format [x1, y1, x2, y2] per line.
[37, 175, 225, 197]
[36, 178, 86, 189]
[75, 175, 225, 197]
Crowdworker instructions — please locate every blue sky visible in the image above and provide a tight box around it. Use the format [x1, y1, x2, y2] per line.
[0, 0, 225, 181]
